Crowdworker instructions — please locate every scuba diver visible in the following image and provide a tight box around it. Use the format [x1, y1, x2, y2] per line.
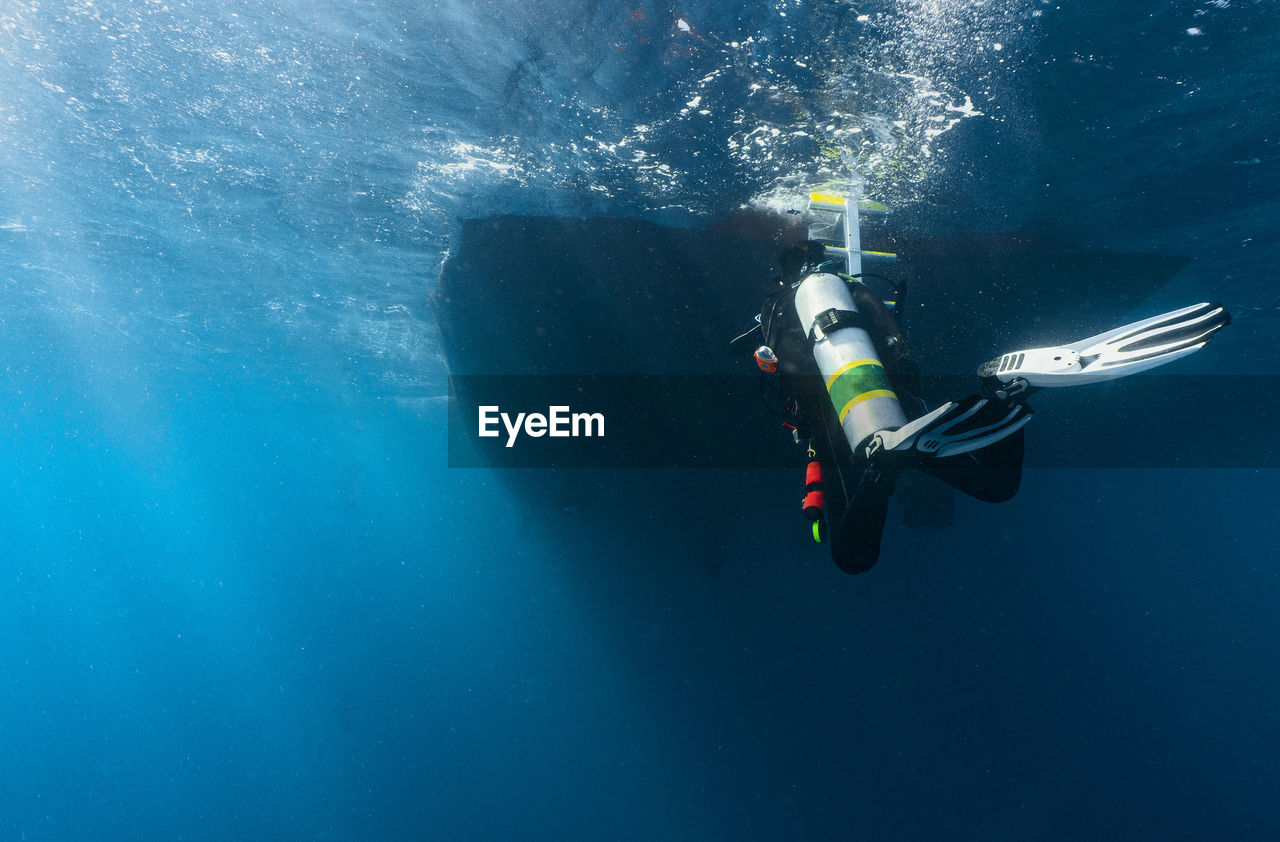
[732, 194, 1231, 574]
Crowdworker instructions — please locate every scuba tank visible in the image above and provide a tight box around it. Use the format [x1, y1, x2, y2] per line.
[792, 272, 907, 454]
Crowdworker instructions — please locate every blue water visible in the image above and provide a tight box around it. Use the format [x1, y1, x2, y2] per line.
[2, 1, 1278, 839]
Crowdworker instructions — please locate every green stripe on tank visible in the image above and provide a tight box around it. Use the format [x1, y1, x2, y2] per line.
[826, 360, 898, 422]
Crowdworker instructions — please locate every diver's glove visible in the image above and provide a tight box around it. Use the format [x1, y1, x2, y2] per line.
[979, 302, 1231, 391]
[865, 395, 1033, 460]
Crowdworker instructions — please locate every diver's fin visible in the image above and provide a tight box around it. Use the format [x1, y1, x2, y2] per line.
[979, 302, 1231, 389]
[867, 395, 1034, 460]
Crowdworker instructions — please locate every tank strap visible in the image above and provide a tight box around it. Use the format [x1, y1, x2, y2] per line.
[809, 307, 869, 341]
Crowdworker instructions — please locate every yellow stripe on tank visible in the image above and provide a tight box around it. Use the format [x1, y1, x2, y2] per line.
[838, 389, 898, 422]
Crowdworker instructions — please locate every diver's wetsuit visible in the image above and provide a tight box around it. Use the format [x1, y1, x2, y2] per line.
[761, 245, 1024, 572]
[753, 241, 1229, 573]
